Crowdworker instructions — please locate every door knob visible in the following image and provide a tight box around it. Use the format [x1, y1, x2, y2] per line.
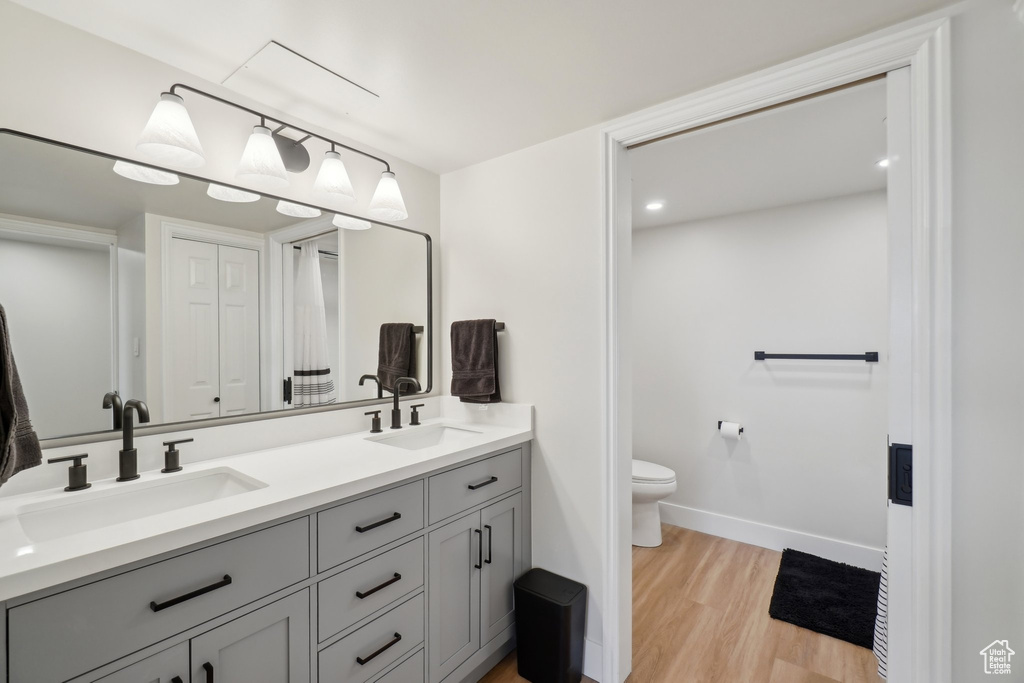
[213, 397, 220, 403]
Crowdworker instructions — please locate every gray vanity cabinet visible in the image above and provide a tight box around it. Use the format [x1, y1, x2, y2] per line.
[190, 590, 310, 683]
[428, 493, 524, 683]
[89, 643, 188, 683]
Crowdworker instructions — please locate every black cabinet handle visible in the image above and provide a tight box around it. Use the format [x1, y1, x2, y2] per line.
[475, 528, 483, 569]
[485, 524, 493, 564]
[172, 677, 184, 683]
[150, 575, 232, 612]
[356, 632, 402, 665]
[356, 573, 402, 599]
[468, 476, 498, 491]
[355, 512, 401, 533]
[213, 397, 220, 403]
[202, 662, 214, 683]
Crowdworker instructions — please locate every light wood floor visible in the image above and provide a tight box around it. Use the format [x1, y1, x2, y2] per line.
[481, 525, 882, 683]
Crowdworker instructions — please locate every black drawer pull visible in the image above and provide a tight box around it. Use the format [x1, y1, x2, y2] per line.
[355, 512, 401, 533]
[202, 662, 214, 683]
[468, 476, 498, 491]
[485, 524, 493, 564]
[356, 632, 402, 665]
[356, 573, 402, 599]
[172, 677, 184, 683]
[149, 575, 232, 612]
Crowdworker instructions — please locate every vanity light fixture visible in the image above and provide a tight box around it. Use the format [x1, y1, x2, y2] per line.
[134, 83, 410, 220]
[645, 201, 665, 211]
[207, 183, 260, 203]
[876, 158, 890, 168]
[135, 92, 206, 168]
[333, 214, 372, 231]
[277, 200, 321, 218]
[236, 124, 290, 189]
[313, 148, 356, 204]
[367, 171, 408, 221]
[112, 160, 180, 185]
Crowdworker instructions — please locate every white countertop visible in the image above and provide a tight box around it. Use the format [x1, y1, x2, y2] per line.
[0, 404, 532, 602]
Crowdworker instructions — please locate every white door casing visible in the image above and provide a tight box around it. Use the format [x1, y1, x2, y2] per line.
[602, 16, 952, 683]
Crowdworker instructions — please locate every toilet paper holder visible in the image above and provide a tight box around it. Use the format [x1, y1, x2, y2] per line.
[718, 421, 744, 435]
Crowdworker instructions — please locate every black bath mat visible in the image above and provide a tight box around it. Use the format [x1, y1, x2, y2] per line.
[768, 548, 881, 649]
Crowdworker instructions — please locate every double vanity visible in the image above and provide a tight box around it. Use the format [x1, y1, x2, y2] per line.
[0, 400, 533, 683]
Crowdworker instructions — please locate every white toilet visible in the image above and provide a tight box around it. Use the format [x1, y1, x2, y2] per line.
[631, 459, 677, 547]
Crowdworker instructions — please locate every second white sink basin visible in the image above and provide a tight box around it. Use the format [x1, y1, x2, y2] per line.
[368, 424, 483, 450]
[16, 467, 267, 543]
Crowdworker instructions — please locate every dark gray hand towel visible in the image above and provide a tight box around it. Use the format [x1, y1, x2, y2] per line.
[0, 304, 42, 486]
[451, 319, 501, 404]
[377, 323, 416, 393]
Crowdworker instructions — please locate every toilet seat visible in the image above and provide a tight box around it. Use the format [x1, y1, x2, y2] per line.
[632, 459, 676, 484]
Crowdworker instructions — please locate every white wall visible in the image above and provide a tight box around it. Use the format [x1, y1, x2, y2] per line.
[949, 3, 1024, 680]
[0, 235, 113, 437]
[441, 126, 608, 674]
[117, 214, 146, 403]
[632, 192, 888, 563]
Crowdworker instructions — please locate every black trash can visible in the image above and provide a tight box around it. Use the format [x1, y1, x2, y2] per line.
[514, 568, 587, 683]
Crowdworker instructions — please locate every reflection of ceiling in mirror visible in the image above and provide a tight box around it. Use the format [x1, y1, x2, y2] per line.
[0, 134, 303, 234]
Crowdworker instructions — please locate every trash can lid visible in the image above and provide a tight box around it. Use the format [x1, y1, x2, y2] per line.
[515, 567, 587, 606]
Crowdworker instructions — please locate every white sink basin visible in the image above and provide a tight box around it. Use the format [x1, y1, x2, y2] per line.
[16, 467, 267, 543]
[368, 424, 483, 451]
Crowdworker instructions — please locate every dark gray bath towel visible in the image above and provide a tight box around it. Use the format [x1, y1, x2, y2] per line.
[377, 323, 416, 393]
[451, 319, 501, 404]
[0, 304, 42, 486]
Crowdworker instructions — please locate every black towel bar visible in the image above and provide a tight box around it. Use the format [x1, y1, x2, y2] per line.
[754, 351, 879, 362]
[419, 322, 504, 332]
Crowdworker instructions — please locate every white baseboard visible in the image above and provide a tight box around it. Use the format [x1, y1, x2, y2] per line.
[659, 501, 884, 571]
[583, 638, 603, 682]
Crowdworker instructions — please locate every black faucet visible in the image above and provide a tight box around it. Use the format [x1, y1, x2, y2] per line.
[102, 391, 123, 430]
[359, 374, 383, 399]
[118, 399, 150, 482]
[389, 376, 421, 429]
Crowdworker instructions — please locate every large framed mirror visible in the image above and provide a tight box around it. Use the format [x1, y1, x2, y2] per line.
[0, 130, 431, 445]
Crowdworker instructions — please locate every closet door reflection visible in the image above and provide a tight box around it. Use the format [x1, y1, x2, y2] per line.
[167, 237, 259, 422]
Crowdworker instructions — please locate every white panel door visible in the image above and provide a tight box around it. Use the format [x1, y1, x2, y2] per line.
[169, 238, 220, 422]
[218, 245, 260, 416]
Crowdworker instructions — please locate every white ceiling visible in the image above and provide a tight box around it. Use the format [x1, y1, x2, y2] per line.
[10, 0, 953, 173]
[630, 79, 888, 229]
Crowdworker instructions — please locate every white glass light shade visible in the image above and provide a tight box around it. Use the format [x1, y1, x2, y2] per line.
[207, 183, 260, 203]
[332, 214, 371, 231]
[367, 171, 408, 221]
[236, 125, 289, 189]
[136, 92, 205, 168]
[277, 201, 321, 218]
[112, 160, 179, 185]
[313, 150, 356, 204]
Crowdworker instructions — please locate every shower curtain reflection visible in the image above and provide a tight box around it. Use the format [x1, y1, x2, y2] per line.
[293, 241, 336, 406]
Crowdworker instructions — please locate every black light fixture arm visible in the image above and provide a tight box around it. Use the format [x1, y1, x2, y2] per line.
[167, 83, 392, 172]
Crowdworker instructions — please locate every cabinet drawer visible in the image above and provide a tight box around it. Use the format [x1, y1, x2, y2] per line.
[9, 517, 309, 683]
[428, 449, 522, 523]
[379, 650, 425, 683]
[318, 593, 425, 683]
[318, 480, 424, 572]
[319, 538, 425, 641]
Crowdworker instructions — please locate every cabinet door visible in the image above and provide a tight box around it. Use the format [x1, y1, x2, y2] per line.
[91, 643, 188, 683]
[191, 590, 309, 683]
[480, 494, 523, 645]
[427, 512, 480, 683]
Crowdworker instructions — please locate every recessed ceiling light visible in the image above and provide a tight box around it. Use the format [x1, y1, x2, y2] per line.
[646, 201, 664, 211]
[876, 158, 890, 168]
